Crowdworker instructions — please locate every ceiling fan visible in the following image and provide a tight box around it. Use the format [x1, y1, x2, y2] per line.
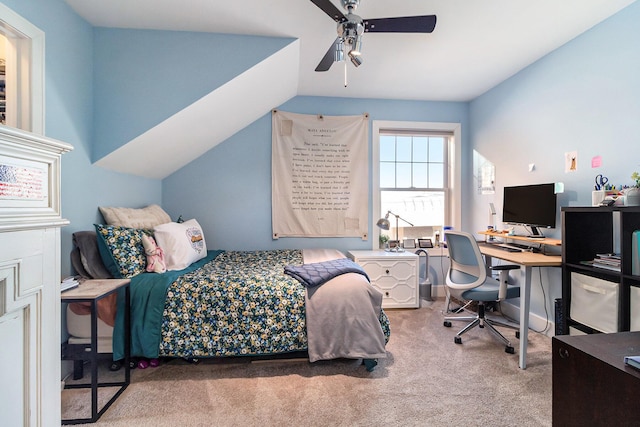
[310, 0, 437, 72]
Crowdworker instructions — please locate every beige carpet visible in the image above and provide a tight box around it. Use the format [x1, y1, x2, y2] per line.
[62, 299, 552, 426]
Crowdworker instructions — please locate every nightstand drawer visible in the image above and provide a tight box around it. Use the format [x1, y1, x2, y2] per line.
[359, 259, 416, 287]
[348, 250, 419, 308]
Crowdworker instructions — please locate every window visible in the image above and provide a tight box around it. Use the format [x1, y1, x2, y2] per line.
[372, 121, 461, 249]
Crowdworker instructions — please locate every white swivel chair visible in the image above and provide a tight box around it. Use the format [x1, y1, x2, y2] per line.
[442, 231, 520, 353]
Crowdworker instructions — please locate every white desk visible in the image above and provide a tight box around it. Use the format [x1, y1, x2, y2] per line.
[477, 232, 561, 369]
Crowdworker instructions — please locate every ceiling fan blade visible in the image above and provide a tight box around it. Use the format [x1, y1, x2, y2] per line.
[309, 0, 347, 23]
[364, 15, 437, 33]
[315, 38, 340, 72]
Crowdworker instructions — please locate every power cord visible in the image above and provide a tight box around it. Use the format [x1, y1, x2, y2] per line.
[495, 265, 550, 334]
[533, 266, 550, 333]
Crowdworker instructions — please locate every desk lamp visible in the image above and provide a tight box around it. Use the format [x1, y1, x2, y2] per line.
[377, 210, 414, 252]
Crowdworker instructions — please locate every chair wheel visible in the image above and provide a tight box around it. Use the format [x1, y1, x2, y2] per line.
[454, 336, 462, 344]
[444, 321, 452, 327]
[515, 331, 520, 339]
[505, 346, 515, 354]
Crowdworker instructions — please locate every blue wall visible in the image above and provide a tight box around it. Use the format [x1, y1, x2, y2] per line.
[92, 28, 293, 161]
[469, 1, 640, 318]
[1, 0, 162, 276]
[471, 1, 640, 231]
[161, 96, 469, 252]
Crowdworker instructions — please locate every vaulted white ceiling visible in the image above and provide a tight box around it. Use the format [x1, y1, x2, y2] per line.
[64, 0, 637, 178]
[66, 0, 636, 101]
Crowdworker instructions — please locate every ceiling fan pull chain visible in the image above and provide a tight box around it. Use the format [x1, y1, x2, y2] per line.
[344, 60, 348, 87]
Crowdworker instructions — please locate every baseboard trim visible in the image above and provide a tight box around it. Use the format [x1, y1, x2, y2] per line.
[500, 301, 555, 338]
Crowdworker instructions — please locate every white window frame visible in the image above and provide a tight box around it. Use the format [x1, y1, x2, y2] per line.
[372, 120, 461, 249]
[0, 3, 45, 134]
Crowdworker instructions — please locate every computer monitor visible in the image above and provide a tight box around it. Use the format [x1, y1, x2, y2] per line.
[502, 183, 557, 237]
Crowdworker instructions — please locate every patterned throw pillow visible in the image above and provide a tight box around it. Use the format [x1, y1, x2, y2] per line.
[94, 224, 152, 278]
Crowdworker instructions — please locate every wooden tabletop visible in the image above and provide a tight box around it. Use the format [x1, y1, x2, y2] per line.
[479, 244, 562, 267]
[60, 278, 130, 301]
[554, 331, 640, 375]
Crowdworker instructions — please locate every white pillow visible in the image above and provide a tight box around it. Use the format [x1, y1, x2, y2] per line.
[153, 219, 207, 270]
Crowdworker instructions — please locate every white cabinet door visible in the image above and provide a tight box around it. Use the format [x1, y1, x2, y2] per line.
[0, 228, 61, 427]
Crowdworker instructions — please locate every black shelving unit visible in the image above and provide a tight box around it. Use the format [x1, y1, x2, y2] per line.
[561, 206, 640, 334]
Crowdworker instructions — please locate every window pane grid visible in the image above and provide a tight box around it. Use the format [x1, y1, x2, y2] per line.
[379, 135, 446, 190]
[377, 127, 452, 246]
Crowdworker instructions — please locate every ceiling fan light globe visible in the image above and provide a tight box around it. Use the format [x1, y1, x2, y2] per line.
[350, 36, 363, 56]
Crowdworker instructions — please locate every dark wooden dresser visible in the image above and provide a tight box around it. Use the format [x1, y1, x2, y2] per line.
[552, 331, 640, 426]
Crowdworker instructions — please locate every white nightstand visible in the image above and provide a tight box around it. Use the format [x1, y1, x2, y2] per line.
[348, 250, 419, 308]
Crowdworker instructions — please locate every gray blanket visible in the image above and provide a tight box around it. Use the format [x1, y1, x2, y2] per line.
[302, 249, 387, 363]
[71, 231, 113, 279]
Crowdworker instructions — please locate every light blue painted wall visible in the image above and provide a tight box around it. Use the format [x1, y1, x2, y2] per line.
[469, 1, 640, 320]
[92, 28, 294, 161]
[161, 96, 470, 253]
[1, 0, 162, 276]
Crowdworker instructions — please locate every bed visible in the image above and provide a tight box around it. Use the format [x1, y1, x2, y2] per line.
[66, 206, 390, 371]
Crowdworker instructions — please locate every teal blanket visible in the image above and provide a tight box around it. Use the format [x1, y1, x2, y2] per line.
[113, 250, 223, 360]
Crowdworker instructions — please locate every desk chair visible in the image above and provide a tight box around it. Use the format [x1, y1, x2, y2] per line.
[442, 231, 520, 353]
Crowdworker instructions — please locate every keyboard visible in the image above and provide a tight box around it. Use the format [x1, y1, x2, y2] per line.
[481, 241, 536, 252]
[495, 243, 526, 252]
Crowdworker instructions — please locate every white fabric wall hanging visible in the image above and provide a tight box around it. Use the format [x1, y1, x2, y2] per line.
[272, 110, 369, 239]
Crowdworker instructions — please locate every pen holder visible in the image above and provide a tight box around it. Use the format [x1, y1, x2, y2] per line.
[592, 190, 605, 206]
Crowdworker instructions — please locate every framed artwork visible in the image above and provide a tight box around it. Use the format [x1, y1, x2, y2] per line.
[418, 238, 433, 248]
[403, 238, 416, 249]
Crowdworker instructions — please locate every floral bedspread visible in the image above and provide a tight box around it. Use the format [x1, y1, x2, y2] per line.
[157, 249, 390, 358]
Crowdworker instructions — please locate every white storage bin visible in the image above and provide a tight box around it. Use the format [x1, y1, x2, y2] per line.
[630, 286, 640, 331]
[570, 272, 619, 333]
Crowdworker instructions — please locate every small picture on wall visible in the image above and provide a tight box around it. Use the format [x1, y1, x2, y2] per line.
[565, 151, 578, 173]
[388, 240, 399, 249]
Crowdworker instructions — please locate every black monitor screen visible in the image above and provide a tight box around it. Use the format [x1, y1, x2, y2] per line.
[502, 183, 557, 230]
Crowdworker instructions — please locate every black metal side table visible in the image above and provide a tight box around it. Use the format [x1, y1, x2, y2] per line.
[61, 278, 131, 424]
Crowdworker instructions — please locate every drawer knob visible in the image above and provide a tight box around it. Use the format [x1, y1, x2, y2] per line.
[385, 291, 390, 297]
[385, 269, 390, 274]
[558, 348, 569, 359]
